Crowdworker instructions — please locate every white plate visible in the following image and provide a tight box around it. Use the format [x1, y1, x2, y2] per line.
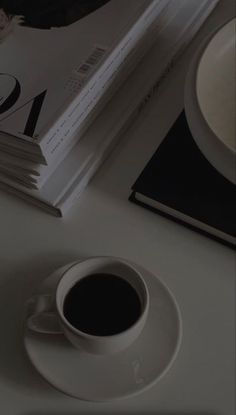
[185, 18, 236, 184]
[23, 261, 182, 401]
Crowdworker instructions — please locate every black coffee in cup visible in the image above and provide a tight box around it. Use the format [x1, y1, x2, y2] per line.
[63, 273, 142, 336]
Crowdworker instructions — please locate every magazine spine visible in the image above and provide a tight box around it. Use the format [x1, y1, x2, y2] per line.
[56, 0, 220, 216]
[38, 0, 168, 163]
[0, 0, 220, 216]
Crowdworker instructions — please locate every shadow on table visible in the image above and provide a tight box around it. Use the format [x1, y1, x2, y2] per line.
[0, 251, 84, 399]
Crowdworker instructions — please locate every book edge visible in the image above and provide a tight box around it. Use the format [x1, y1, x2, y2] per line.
[130, 192, 236, 249]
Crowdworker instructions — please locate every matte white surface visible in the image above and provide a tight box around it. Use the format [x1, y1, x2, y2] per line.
[0, 1, 235, 414]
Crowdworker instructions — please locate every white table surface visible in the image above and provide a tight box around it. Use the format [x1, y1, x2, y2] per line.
[0, 2, 235, 414]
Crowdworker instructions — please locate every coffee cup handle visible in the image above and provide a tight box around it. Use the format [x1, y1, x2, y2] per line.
[26, 294, 63, 334]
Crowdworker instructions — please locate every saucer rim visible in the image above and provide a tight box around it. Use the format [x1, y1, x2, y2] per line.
[23, 258, 182, 401]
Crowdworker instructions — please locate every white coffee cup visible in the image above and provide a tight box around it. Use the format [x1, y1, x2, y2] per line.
[27, 257, 149, 355]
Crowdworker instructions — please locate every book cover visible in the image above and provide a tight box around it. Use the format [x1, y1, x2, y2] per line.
[0, 0, 166, 163]
[0, 0, 171, 188]
[0, 0, 220, 215]
[130, 112, 236, 248]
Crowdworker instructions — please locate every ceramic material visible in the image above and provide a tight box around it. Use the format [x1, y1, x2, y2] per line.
[23, 261, 182, 401]
[185, 18, 236, 184]
[26, 257, 149, 355]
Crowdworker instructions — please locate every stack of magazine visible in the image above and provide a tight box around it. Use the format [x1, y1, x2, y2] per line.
[0, 0, 219, 216]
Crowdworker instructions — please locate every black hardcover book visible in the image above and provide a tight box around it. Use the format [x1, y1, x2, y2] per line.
[130, 111, 236, 248]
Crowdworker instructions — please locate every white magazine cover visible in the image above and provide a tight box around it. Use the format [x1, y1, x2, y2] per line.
[0, 0, 219, 216]
[0, 0, 173, 189]
[0, 0, 166, 163]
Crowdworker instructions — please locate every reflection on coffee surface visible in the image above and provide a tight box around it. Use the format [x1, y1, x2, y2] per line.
[63, 273, 142, 336]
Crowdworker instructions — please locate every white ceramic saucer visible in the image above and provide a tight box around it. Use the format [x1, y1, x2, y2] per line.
[23, 261, 182, 401]
[185, 18, 236, 184]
